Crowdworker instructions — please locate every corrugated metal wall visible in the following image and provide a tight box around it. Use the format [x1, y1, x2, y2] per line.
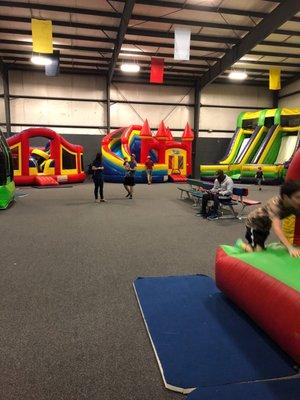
[0, 69, 277, 167]
[278, 79, 300, 108]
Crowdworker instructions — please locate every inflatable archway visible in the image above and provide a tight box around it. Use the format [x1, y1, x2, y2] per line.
[7, 128, 86, 186]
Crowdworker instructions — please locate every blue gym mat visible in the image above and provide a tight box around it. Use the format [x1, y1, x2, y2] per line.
[187, 378, 300, 400]
[134, 275, 297, 393]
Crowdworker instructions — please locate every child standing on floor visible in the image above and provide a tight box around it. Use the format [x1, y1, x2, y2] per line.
[145, 156, 154, 185]
[236, 180, 300, 257]
[255, 166, 264, 190]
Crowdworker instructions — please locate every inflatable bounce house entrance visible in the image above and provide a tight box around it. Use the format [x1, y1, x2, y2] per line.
[0, 131, 15, 209]
[102, 120, 194, 183]
[7, 128, 86, 186]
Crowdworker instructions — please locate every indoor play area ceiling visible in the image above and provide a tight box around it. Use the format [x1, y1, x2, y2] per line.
[0, 0, 299, 87]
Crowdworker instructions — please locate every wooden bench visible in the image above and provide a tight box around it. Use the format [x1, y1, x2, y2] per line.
[178, 180, 261, 219]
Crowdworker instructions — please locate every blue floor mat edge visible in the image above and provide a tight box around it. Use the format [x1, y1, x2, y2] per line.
[134, 275, 297, 394]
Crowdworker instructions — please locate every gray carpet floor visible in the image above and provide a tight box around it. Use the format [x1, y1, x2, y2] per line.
[0, 182, 279, 400]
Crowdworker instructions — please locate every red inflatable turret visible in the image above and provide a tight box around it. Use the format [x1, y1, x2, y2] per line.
[182, 122, 194, 142]
[165, 126, 174, 141]
[155, 121, 168, 142]
[140, 119, 154, 162]
[139, 119, 152, 139]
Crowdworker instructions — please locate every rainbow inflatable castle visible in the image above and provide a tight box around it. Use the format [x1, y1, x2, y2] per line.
[101, 120, 194, 183]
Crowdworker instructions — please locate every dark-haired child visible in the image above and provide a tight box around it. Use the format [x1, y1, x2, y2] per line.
[236, 180, 300, 257]
[255, 166, 264, 191]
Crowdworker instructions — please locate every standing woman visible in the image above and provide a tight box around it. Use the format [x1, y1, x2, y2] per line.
[123, 154, 137, 199]
[128, 154, 137, 199]
[92, 152, 106, 202]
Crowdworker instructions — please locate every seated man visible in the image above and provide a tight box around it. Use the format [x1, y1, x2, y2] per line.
[197, 170, 233, 220]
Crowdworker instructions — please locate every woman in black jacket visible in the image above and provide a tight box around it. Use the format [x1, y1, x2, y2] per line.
[92, 152, 106, 202]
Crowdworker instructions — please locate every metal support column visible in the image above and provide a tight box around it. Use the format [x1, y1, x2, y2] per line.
[272, 90, 279, 108]
[106, 75, 111, 133]
[108, 0, 136, 83]
[1, 63, 11, 137]
[193, 78, 200, 178]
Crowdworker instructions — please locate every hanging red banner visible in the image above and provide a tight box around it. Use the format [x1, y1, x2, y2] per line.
[150, 57, 164, 84]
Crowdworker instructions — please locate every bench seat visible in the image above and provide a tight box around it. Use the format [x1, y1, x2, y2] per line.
[241, 199, 261, 206]
[178, 181, 261, 219]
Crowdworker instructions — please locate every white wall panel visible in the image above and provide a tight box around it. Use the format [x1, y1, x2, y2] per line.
[10, 98, 106, 132]
[110, 103, 193, 135]
[10, 125, 103, 135]
[110, 82, 194, 136]
[201, 83, 272, 108]
[9, 70, 106, 100]
[198, 83, 273, 138]
[111, 82, 193, 104]
[279, 94, 300, 108]
[7, 71, 106, 134]
[5, 71, 278, 140]
[279, 79, 300, 109]
[199, 107, 250, 137]
[279, 79, 300, 97]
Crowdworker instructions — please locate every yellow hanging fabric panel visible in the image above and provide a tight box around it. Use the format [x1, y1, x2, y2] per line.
[269, 68, 281, 90]
[31, 18, 53, 54]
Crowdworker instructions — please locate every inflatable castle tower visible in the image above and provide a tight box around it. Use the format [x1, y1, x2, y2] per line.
[140, 119, 194, 182]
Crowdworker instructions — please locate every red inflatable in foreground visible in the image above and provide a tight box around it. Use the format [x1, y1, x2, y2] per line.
[285, 147, 300, 245]
[215, 148, 300, 364]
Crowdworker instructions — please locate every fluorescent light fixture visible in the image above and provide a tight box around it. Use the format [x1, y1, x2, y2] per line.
[121, 47, 142, 53]
[120, 63, 140, 73]
[31, 54, 52, 66]
[228, 70, 248, 80]
[119, 53, 145, 58]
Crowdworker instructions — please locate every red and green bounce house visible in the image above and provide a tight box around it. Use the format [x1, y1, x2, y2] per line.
[216, 147, 300, 364]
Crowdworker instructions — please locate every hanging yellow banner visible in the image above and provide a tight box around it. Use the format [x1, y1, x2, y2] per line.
[31, 18, 53, 54]
[269, 68, 281, 90]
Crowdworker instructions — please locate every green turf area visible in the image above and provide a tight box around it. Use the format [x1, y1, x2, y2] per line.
[222, 245, 300, 293]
